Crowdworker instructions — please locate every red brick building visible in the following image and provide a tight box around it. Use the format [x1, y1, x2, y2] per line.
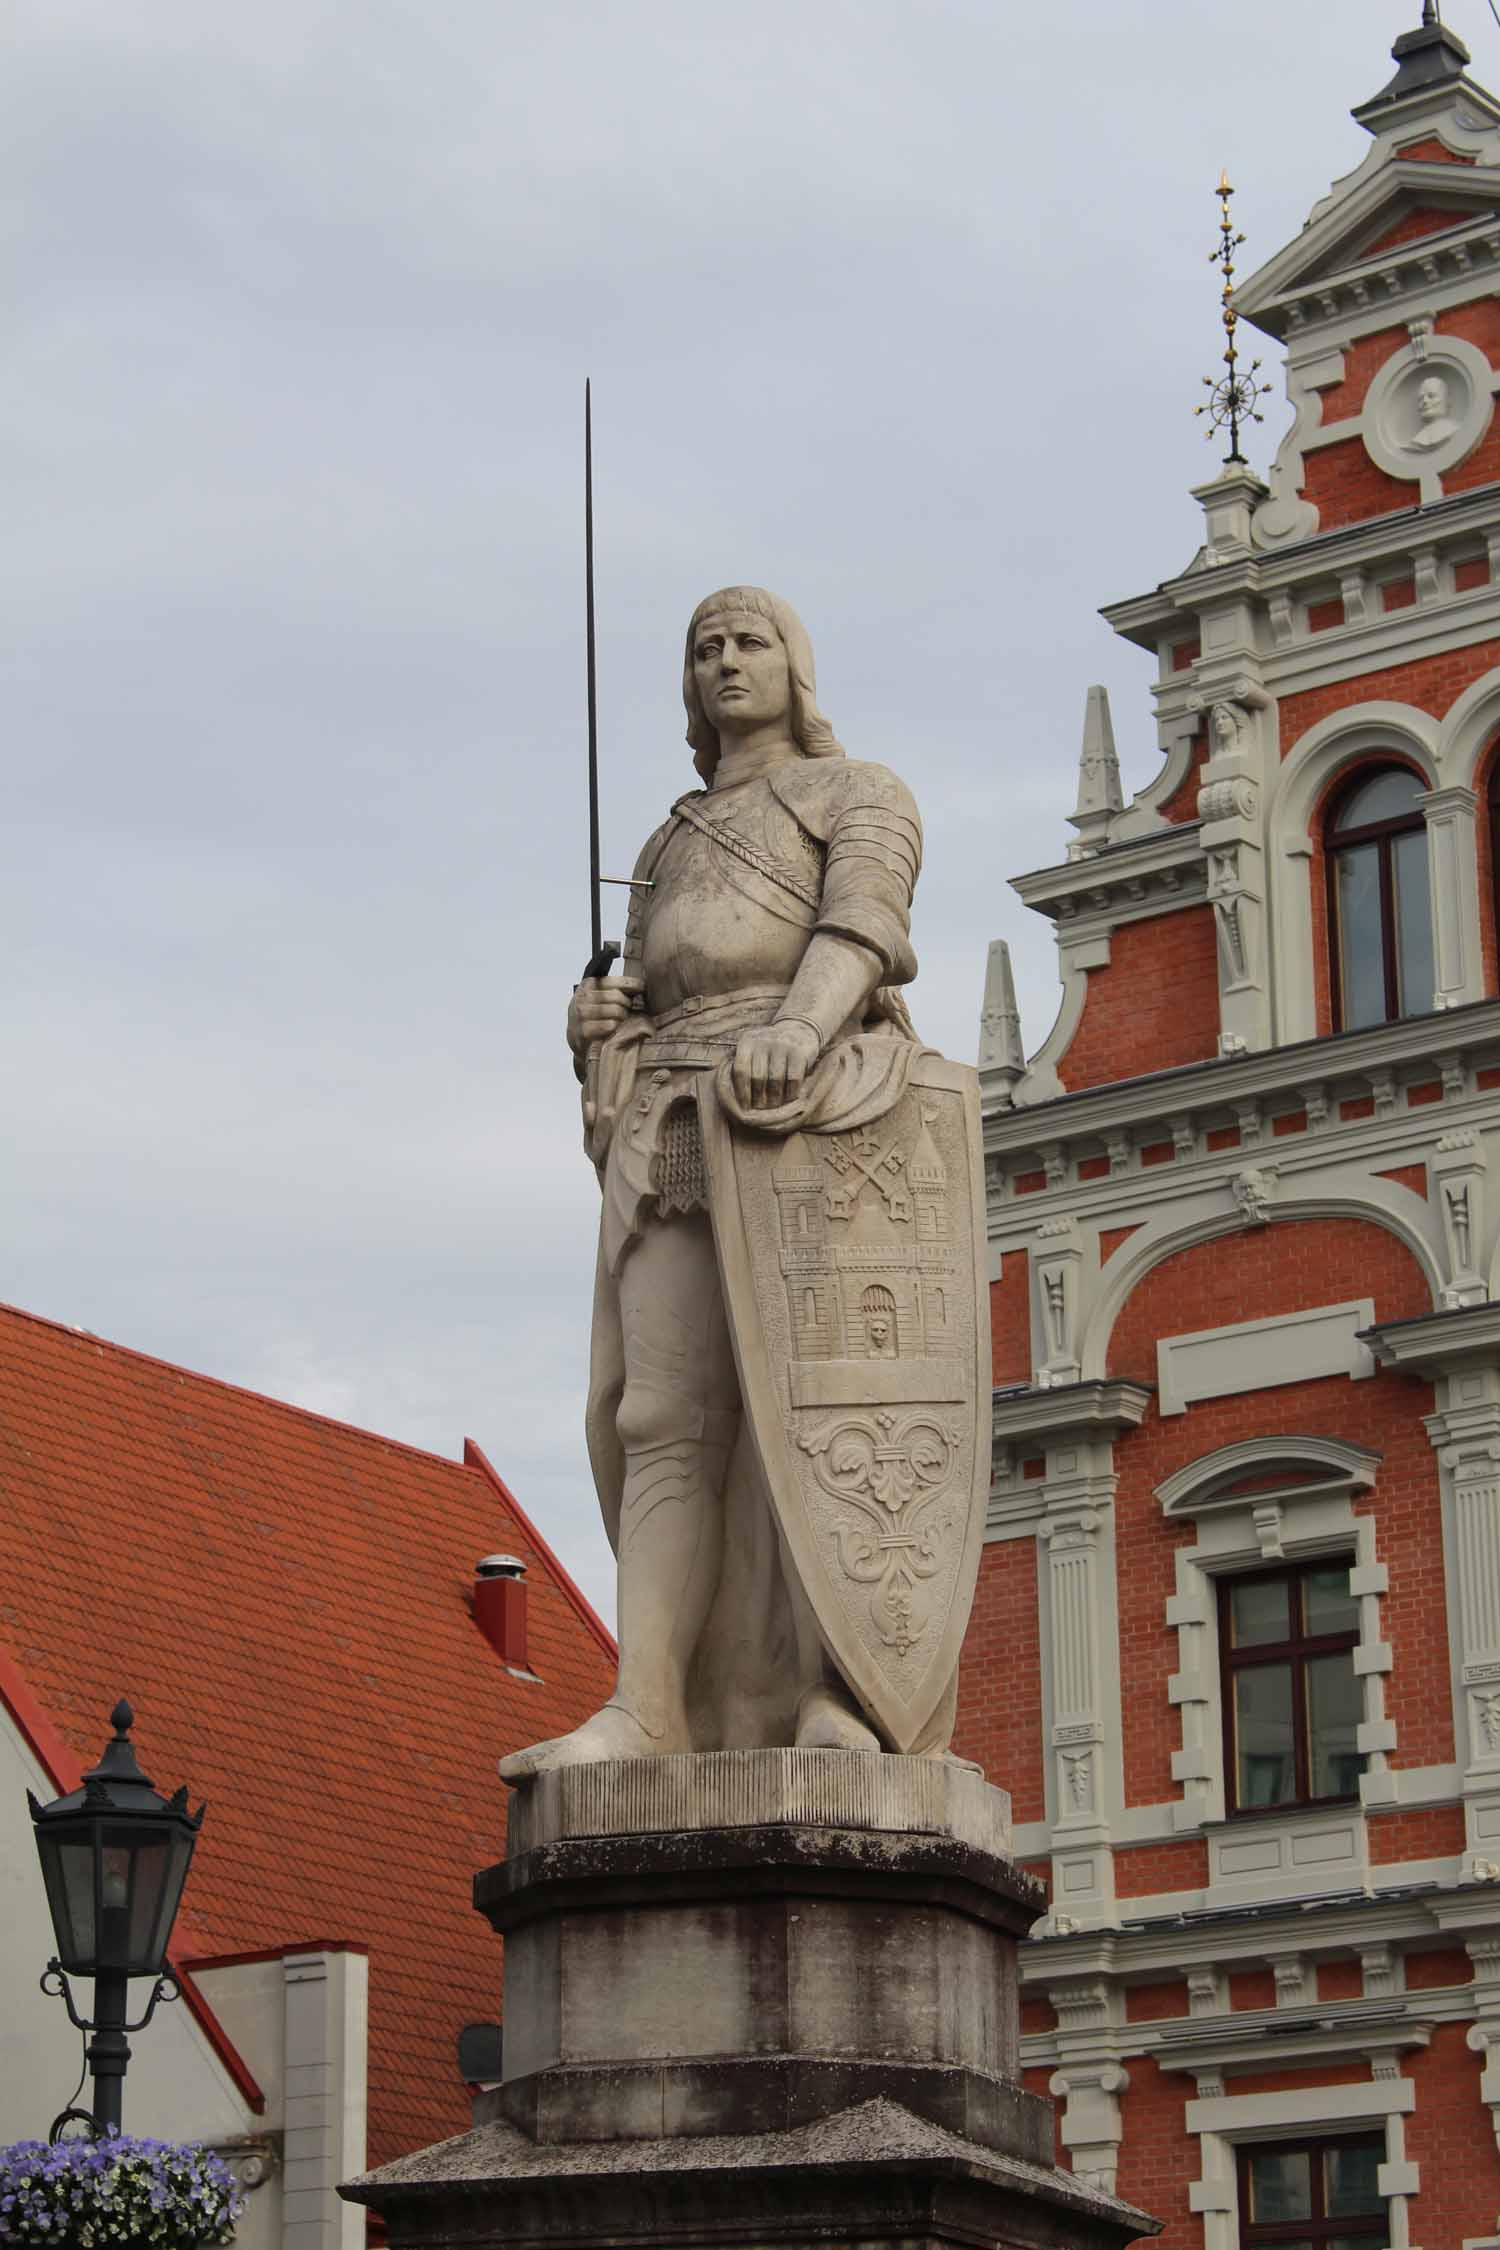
[957, 13, 1500, 2246]
[0, 1301, 614, 2250]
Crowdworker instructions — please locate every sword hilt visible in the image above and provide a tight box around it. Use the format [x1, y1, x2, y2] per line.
[583, 939, 620, 983]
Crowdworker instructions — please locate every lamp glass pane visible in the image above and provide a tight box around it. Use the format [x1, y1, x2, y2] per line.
[1235, 1664, 1295, 1807]
[58, 1840, 97, 1968]
[143, 1834, 196, 1973]
[127, 1840, 170, 1971]
[98, 1841, 134, 1970]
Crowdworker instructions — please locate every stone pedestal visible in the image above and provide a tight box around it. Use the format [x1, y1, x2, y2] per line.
[343, 1752, 1157, 2249]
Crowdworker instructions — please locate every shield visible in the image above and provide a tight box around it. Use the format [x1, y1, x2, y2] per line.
[698, 1055, 991, 1752]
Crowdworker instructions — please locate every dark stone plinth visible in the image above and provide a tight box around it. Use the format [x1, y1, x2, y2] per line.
[479, 1817, 1048, 2156]
[343, 2093, 1159, 2250]
[342, 1755, 1159, 2248]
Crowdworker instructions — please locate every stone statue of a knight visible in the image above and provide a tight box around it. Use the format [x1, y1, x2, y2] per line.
[501, 587, 991, 1782]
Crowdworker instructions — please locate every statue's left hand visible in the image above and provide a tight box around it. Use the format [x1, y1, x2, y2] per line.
[731, 1019, 821, 1111]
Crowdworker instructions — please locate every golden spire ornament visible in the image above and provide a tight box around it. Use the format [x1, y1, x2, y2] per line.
[1194, 170, 1271, 467]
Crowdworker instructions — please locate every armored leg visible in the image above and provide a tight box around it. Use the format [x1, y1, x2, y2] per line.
[500, 1211, 739, 1780]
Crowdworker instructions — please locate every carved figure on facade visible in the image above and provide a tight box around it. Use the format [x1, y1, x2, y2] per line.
[501, 587, 989, 1782]
[1231, 1165, 1278, 1226]
[1405, 372, 1460, 451]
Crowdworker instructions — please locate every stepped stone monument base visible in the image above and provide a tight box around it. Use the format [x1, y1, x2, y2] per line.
[343, 1752, 1157, 2249]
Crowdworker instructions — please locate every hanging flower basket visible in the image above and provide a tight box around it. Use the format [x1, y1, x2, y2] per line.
[0, 2132, 244, 2248]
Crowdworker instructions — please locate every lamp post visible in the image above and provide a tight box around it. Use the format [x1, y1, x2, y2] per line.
[28, 1699, 205, 2134]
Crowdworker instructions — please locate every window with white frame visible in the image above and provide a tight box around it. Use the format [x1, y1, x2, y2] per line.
[1239, 2131, 1386, 2248]
[1157, 1437, 1392, 1835]
[1221, 1561, 1365, 1816]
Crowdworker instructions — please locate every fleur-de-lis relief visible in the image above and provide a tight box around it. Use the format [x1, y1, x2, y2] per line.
[799, 1411, 961, 1657]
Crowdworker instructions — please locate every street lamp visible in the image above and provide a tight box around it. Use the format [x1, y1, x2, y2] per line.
[28, 1699, 205, 2134]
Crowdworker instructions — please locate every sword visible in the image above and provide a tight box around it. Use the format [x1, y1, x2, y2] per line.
[582, 378, 619, 987]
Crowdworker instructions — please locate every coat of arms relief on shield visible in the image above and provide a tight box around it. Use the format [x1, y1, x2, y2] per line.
[706, 1058, 986, 1749]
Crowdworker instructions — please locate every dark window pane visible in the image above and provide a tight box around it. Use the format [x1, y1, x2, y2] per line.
[1237, 1664, 1296, 1807]
[1335, 841, 1386, 1027]
[1332, 769, 1424, 829]
[1303, 1566, 1359, 1637]
[1327, 2238, 1383, 2249]
[1231, 1578, 1290, 1648]
[1307, 1653, 1364, 1799]
[1247, 2148, 1312, 2221]
[1325, 2142, 1384, 2216]
[1392, 827, 1434, 1017]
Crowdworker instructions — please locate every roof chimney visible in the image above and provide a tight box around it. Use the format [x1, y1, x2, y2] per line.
[473, 1554, 529, 1670]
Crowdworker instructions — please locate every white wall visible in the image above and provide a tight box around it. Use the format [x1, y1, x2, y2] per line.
[0, 1706, 377, 2250]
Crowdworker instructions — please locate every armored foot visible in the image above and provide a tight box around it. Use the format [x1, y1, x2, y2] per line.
[498, 1702, 664, 1784]
[794, 1682, 881, 1753]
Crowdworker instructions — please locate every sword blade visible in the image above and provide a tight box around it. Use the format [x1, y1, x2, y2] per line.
[585, 378, 602, 966]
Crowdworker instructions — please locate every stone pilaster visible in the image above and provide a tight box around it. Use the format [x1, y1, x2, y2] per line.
[1419, 783, 1486, 1011]
[1425, 1370, 1500, 1868]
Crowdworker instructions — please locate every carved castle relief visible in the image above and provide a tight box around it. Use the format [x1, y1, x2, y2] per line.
[773, 1107, 960, 1386]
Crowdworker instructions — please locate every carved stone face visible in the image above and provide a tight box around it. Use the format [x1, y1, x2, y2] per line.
[1418, 376, 1450, 424]
[691, 612, 792, 740]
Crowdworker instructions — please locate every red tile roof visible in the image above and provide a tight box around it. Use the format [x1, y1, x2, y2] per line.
[0, 1301, 615, 2169]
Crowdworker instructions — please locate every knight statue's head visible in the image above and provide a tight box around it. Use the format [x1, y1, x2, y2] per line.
[682, 585, 844, 783]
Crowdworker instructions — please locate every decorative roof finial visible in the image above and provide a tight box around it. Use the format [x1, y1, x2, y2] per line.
[1355, 0, 1469, 122]
[978, 939, 1025, 1094]
[1068, 685, 1124, 855]
[1193, 171, 1271, 469]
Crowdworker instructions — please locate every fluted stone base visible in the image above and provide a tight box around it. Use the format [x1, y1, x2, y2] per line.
[343, 1753, 1158, 2250]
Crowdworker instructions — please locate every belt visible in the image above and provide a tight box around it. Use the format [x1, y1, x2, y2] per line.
[640, 986, 790, 1070]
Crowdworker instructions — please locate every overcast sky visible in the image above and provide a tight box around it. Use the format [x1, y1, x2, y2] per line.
[6, 1, 1483, 1621]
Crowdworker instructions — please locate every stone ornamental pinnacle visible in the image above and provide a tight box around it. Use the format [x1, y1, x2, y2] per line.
[1194, 169, 1272, 466]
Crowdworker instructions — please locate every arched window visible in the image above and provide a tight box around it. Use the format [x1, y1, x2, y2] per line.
[1326, 766, 1434, 1029]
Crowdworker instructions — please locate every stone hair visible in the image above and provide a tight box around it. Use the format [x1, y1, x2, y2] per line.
[682, 585, 844, 782]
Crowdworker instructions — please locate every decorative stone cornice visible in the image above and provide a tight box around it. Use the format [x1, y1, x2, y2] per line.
[1362, 1299, 1500, 1376]
[1102, 481, 1500, 650]
[1138, 2006, 1432, 2080]
[992, 1381, 1153, 1448]
[986, 996, 1500, 1215]
[1010, 825, 1206, 935]
[1020, 1888, 1470, 1988]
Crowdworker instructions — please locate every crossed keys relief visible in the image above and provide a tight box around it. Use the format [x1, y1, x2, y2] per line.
[822, 1127, 913, 1222]
[797, 1408, 961, 1659]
